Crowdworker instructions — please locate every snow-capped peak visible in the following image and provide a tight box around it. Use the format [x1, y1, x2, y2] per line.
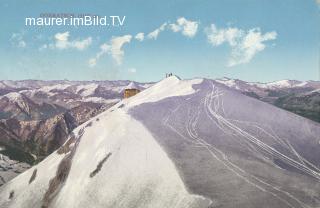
[1, 92, 32, 114]
[125, 82, 140, 90]
[215, 78, 237, 88]
[0, 79, 211, 208]
[122, 75, 202, 108]
[252, 79, 308, 89]
[40, 84, 71, 92]
[214, 78, 318, 91]
[76, 83, 99, 97]
[2, 92, 25, 102]
[265, 80, 293, 88]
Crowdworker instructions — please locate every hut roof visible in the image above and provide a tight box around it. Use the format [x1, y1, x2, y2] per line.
[125, 82, 140, 90]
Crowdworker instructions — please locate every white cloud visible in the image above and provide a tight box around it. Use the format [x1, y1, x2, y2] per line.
[88, 43, 110, 67]
[316, 0, 320, 5]
[206, 24, 243, 46]
[205, 24, 277, 67]
[136, 17, 198, 42]
[54, 32, 70, 49]
[89, 35, 132, 67]
[47, 31, 92, 50]
[228, 29, 277, 67]
[72, 37, 92, 50]
[147, 23, 167, 40]
[135, 33, 144, 41]
[169, 17, 199, 38]
[107, 35, 132, 65]
[128, 68, 137, 73]
[55, 32, 69, 41]
[10, 32, 26, 48]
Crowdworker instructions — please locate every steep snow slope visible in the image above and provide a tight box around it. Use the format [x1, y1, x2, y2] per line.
[129, 77, 320, 208]
[124, 76, 202, 108]
[0, 76, 319, 208]
[0, 76, 211, 208]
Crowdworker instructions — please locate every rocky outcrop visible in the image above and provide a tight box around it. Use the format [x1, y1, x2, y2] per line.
[0, 103, 111, 164]
[0, 154, 30, 186]
[0, 102, 114, 185]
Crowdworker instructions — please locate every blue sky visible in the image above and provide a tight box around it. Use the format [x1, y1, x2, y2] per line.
[0, 0, 319, 82]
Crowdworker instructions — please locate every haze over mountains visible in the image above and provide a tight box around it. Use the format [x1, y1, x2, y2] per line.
[0, 76, 319, 208]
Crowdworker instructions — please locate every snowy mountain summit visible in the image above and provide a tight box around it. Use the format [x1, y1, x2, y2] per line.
[0, 76, 320, 208]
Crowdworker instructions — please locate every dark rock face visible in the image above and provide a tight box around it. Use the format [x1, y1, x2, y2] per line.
[0, 79, 138, 167]
[274, 92, 320, 123]
[0, 112, 78, 186]
[8, 191, 14, 199]
[42, 153, 73, 208]
[28, 169, 37, 184]
[89, 152, 112, 178]
[42, 123, 87, 208]
[0, 94, 66, 121]
[130, 79, 320, 208]
[0, 103, 110, 165]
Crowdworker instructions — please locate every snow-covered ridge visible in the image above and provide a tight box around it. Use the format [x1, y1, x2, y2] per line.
[1, 77, 319, 208]
[215, 79, 238, 89]
[215, 77, 320, 90]
[40, 84, 71, 92]
[255, 80, 301, 89]
[0, 78, 211, 207]
[1, 92, 24, 102]
[122, 76, 203, 108]
[75, 83, 99, 97]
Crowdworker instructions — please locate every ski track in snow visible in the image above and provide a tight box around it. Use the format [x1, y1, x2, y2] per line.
[161, 81, 320, 208]
[206, 84, 320, 181]
[1, 77, 319, 208]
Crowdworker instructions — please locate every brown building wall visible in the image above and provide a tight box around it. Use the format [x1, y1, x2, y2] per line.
[124, 89, 140, 98]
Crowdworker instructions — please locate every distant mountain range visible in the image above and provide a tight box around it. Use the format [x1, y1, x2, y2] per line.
[0, 80, 152, 185]
[0, 78, 319, 186]
[0, 76, 319, 208]
[215, 78, 320, 122]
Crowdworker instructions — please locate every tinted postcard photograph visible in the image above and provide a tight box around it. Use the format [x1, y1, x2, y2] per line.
[0, 1, 319, 208]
